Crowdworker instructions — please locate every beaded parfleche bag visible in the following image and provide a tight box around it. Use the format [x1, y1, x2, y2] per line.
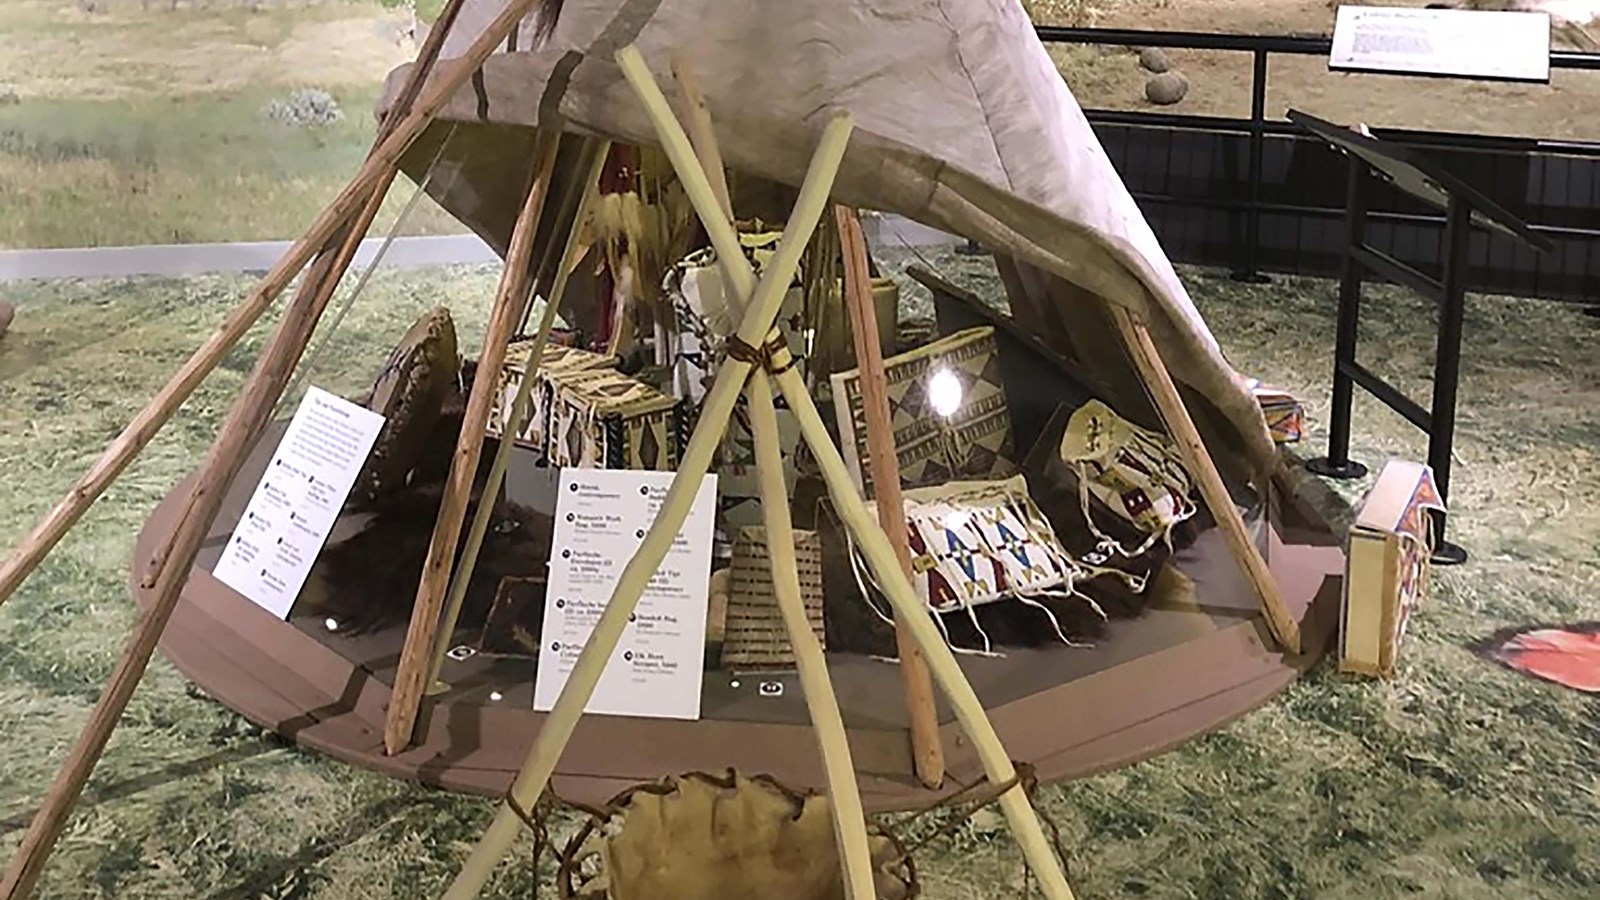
[850, 475, 1103, 655]
[1058, 399, 1198, 566]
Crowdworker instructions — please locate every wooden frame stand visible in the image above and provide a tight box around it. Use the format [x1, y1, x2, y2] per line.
[0, 2, 558, 894]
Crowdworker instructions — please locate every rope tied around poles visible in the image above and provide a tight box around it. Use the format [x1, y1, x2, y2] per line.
[722, 331, 797, 376]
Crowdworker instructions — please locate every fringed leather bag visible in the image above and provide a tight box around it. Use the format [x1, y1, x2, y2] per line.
[1058, 399, 1198, 568]
[557, 771, 914, 900]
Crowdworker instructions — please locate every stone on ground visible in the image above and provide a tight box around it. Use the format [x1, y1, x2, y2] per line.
[1146, 71, 1189, 106]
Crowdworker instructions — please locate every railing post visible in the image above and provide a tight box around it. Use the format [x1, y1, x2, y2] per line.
[1232, 48, 1271, 284]
[1427, 195, 1473, 565]
[1307, 155, 1371, 483]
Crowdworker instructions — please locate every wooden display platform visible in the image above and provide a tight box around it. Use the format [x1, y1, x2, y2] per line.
[131, 426, 1345, 812]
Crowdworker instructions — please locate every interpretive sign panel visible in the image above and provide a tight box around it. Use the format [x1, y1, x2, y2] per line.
[214, 387, 385, 619]
[1329, 6, 1550, 83]
[534, 468, 718, 720]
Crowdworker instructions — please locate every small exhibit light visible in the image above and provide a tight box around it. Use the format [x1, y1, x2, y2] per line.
[928, 367, 963, 418]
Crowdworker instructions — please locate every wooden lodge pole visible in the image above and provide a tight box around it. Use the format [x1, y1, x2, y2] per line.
[613, 49, 1074, 897]
[423, 137, 612, 691]
[747, 370, 878, 899]
[0, 3, 512, 893]
[669, 55, 733, 222]
[0, 0, 545, 610]
[669, 59, 939, 789]
[657, 71, 885, 886]
[834, 205, 945, 789]
[1107, 305, 1301, 654]
[385, 128, 565, 756]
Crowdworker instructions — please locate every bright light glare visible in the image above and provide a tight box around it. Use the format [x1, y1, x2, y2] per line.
[489, 691, 504, 702]
[928, 368, 963, 418]
[324, 618, 339, 631]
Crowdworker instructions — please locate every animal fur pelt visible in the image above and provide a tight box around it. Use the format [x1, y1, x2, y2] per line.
[299, 485, 552, 637]
[297, 378, 556, 637]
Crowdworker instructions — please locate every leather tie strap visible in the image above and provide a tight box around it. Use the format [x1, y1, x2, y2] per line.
[764, 335, 797, 376]
[504, 790, 541, 832]
[723, 334, 768, 367]
[724, 332, 796, 375]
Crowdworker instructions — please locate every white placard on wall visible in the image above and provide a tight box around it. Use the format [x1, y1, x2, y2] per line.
[212, 386, 385, 619]
[534, 468, 718, 720]
[1329, 6, 1551, 84]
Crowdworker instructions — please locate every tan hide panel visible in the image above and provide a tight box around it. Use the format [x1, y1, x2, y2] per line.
[381, 0, 1278, 478]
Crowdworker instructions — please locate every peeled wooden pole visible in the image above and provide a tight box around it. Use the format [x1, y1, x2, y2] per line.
[424, 138, 612, 690]
[440, 106, 855, 900]
[767, 361, 1077, 900]
[0, 10, 487, 894]
[385, 129, 564, 756]
[4, 234, 357, 900]
[670, 55, 733, 222]
[1108, 306, 1301, 653]
[747, 370, 877, 899]
[0, 0, 539, 609]
[611, 48, 1072, 898]
[664, 68, 899, 878]
[656, 53, 943, 791]
[835, 204, 945, 789]
[280, 142, 451, 417]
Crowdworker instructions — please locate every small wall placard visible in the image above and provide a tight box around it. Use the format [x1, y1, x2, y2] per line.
[1329, 6, 1550, 84]
[534, 468, 718, 720]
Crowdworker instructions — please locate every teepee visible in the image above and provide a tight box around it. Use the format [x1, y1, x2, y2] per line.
[0, 2, 1308, 897]
[384, 0, 1279, 488]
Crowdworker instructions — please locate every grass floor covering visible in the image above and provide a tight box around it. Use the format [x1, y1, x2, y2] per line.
[0, 0, 462, 249]
[0, 251, 1596, 899]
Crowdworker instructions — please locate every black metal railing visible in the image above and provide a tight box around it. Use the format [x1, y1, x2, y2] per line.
[1034, 26, 1600, 300]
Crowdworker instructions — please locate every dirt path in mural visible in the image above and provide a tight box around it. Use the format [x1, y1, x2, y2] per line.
[1054, 0, 1600, 142]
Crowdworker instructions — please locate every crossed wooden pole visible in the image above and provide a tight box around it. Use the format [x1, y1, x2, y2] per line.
[0, 7, 1299, 892]
[0, 1, 551, 894]
[439, 46, 1078, 900]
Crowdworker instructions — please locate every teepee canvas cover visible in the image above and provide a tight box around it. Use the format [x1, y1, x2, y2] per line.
[376, 0, 1278, 488]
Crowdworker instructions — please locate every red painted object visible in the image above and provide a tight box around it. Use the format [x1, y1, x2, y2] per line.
[1478, 623, 1600, 693]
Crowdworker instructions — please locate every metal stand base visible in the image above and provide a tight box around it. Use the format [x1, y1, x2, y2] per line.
[1304, 457, 1368, 480]
[1432, 541, 1468, 566]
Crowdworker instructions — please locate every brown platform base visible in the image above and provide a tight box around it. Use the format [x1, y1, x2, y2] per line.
[131, 432, 1346, 812]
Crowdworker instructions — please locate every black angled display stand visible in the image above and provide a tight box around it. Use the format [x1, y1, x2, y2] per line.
[1288, 109, 1553, 566]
